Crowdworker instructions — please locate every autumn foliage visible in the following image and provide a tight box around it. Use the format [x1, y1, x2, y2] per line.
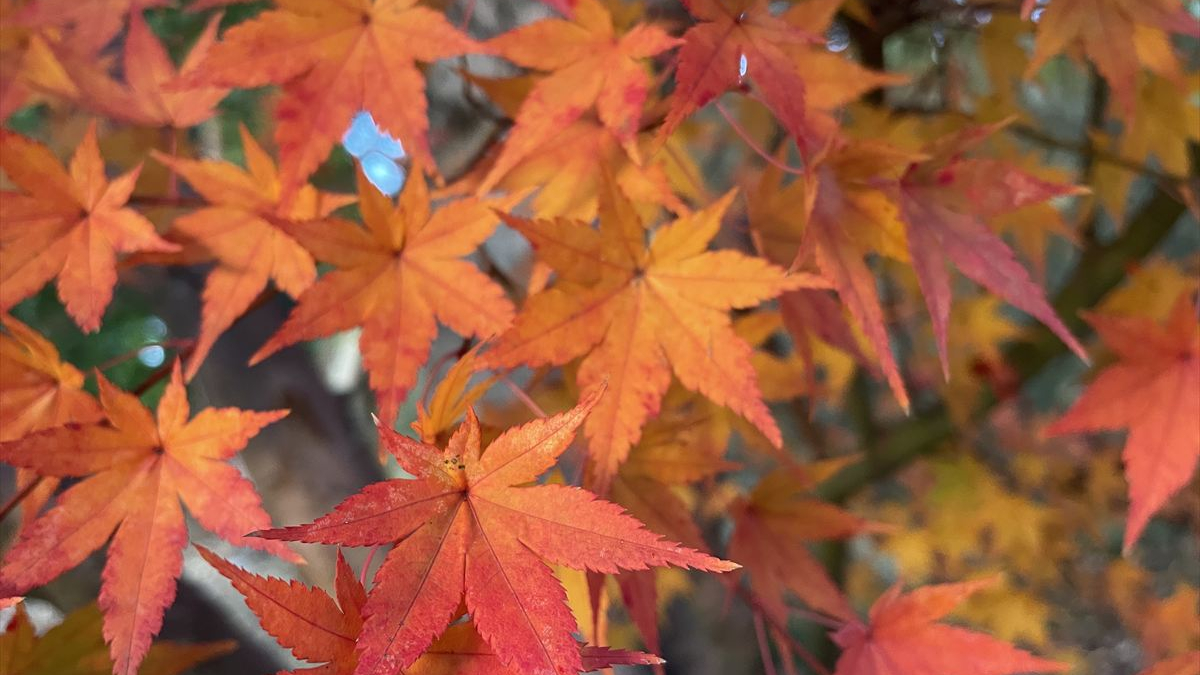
[0, 1, 1198, 674]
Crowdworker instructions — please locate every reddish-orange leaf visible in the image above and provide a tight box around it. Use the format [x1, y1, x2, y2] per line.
[0, 362, 297, 675]
[257, 386, 736, 675]
[1023, 0, 1198, 117]
[730, 467, 872, 624]
[1047, 294, 1199, 552]
[0, 122, 178, 332]
[747, 154, 877, 396]
[199, 544, 662, 675]
[661, 0, 820, 148]
[62, 12, 228, 128]
[480, 181, 825, 488]
[10, 0, 169, 55]
[185, 0, 481, 192]
[152, 126, 354, 379]
[478, 0, 679, 193]
[0, 314, 103, 530]
[0, 600, 234, 675]
[894, 122, 1088, 377]
[831, 578, 1070, 675]
[771, 138, 916, 410]
[250, 167, 515, 426]
[197, 545, 364, 675]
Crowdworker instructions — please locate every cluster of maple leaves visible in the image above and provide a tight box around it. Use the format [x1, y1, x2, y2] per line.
[0, 0, 1198, 674]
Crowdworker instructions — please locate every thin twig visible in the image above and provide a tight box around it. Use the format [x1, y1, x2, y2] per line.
[128, 194, 207, 208]
[361, 545, 380, 587]
[754, 611, 780, 675]
[0, 477, 44, 523]
[734, 585, 837, 675]
[502, 374, 547, 419]
[94, 338, 196, 372]
[715, 101, 807, 176]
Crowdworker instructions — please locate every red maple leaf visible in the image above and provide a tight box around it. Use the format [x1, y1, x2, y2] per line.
[661, 0, 820, 148]
[255, 385, 736, 675]
[1047, 294, 1199, 551]
[831, 578, 1070, 675]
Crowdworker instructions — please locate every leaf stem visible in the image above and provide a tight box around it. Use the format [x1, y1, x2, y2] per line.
[501, 374, 547, 419]
[754, 611, 780, 675]
[0, 476, 43, 523]
[715, 101, 806, 176]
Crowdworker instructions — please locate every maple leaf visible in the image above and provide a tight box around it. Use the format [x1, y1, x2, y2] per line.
[250, 167, 516, 426]
[892, 122, 1089, 378]
[0, 361, 298, 675]
[0, 314, 103, 531]
[0, 1, 91, 120]
[0, 122, 178, 332]
[62, 12, 229, 128]
[660, 0, 820, 148]
[1022, 0, 1199, 117]
[255, 386, 736, 675]
[185, 0, 480, 192]
[1046, 294, 1200, 552]
[478, 180, 825, 488]
[196, 545, 364, 675]
[776, 127, 1086, 409]
[152, 125, 354, 379]
[9, 0, 169, 55]
[0, 601, 234, 675]
[451, 72, 693, 219]
[198, 544, 661, 675]
[609, 404, 738, 652]
[730, 466, 872, 624]
[747, 156, 874, 396]
[830, 578, 1070, 675]
[477, 0, 680, 193]
[414, 341, 494, 444]
[774, 138, 917, 409]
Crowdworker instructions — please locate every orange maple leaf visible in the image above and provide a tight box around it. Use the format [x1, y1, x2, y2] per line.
[256, 386, 735, 675]
[250, 167, 516, 426]
[152, 125, 354, 379]
[198, 544, 663, 675]
[479, 181, 825, 488]
[62, 12, 229, 128]
[0, 362, 298, 675]
[0, 1, 91, 119]
[831, 578, 1070, 675]
[0, 314, 102, 531]
[0, 122, 178, 332]
[1047, 294, 1199, 552]
[477, 0, 680, 193]
[661, 0, 820, 148]
[186, 0, 480, 192]
[0, 600, 234, 675]
[1023, 0, 1198, 117]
